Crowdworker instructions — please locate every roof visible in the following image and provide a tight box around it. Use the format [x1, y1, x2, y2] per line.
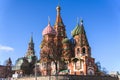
[42, 23, 56, 36]
[62, 38, 69, 43]
[71, 20, 85, 37]
[12, 66, 21, 70]
[54, 6, 64, 26]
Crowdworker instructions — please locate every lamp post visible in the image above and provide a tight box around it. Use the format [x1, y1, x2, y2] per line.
[35, 57, 37, 80]
[35, 63, 37, 80]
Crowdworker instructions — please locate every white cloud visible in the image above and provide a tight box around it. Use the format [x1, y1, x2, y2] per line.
[0, 45, 14, 52]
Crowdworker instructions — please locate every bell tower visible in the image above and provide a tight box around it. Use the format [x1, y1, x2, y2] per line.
[54, 5, 66, 38]
[25, 34, 35, 57]
[71, 19, 96, 75]
[54, 5, 67, 58]
[72, 20, 91, 58]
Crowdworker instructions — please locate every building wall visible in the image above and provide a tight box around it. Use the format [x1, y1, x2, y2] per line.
[0, 65, 12, 78]
[17, 75, 119, 80]
[0, 66, 6, 78]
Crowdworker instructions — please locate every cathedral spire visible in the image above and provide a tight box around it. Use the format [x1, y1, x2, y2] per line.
[25, 34, 35, 57]
[6, 57, 12, 66]
[54, 5, 66, 38]
[54, 5, 64, 27]
[30, 32, 33, 43]
[29, 33, 34, 49]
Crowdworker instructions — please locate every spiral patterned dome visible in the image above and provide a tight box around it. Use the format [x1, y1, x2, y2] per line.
[42, 23, 56, 36]
[62, 38, 69, 43]
[71, 19, 84, 37]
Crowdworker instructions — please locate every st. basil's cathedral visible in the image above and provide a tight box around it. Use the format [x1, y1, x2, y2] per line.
[12, 5, 97, 76]
[39, 5, 96, 75]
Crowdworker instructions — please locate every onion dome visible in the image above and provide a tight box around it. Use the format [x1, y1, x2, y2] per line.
[42, 22, 56, 36]
[62, 38, 69, 43]
[71, 19, 84, 37]
[56, 5, 61, 14]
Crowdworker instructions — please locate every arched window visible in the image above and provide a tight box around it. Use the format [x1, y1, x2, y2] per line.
[90, 71, 93, 75]
[82, 47, 86, 54]
[77, 48, 80, 54]
[77, 48, 81, 57]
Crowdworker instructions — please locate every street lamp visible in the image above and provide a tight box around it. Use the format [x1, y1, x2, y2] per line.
[35, 56, 38, 80]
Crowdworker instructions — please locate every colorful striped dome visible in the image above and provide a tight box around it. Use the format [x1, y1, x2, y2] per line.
[71, 19, 84, 37]
[62, 38, 69, 43]
[42, 23, 56, 36]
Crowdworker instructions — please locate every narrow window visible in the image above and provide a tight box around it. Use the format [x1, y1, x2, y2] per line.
[82, 47, 86, 54]
[77, 48, 81, 57]
[77, 48, 80, 54]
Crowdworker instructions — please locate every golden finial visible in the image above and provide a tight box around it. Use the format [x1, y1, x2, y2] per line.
[56, 0, 61, 15]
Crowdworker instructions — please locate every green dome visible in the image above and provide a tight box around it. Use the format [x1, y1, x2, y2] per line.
[62, 38, 69, 43]
[71, 23, 84, 37]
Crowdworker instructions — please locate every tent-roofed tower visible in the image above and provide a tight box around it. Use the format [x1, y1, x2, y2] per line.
[6, 57, 12, 66]
[25, 34, 36, 68]
[54, 5, 66, 38]
[71, 19, 91, 57]
[69, 19, 96, 75]
[25, 34, 35, 57]
[12, 35, 37, 75]
[54, 5, 67, 58]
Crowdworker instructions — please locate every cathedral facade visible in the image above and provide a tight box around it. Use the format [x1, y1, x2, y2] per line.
[39, 5, 97, 76]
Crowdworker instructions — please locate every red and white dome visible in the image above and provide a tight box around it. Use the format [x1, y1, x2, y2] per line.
[42, 23, 56, 36]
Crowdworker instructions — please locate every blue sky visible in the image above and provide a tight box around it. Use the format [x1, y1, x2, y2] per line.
[0, 0, 120, 73]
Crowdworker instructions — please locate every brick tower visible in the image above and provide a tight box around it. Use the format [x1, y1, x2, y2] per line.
[69, 20, 96, 75]
[40, 20, 57, 75]
[54, 5, 67, 57]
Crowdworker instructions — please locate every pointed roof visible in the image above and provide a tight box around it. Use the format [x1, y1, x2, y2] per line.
[6, 57, 12, 66]
[42, 20, 56, 36]
[25, 34, 35, 57]
[30, 33, 33, 43]
[71, 19, 85, 37]
[54, 5, 64, 26]
[7, 57, 12, 64]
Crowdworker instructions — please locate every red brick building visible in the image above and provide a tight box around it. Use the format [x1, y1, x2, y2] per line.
[0, 58, 12, 78]
[0, 65, 6, 78]
[39, 5, 97, 75]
